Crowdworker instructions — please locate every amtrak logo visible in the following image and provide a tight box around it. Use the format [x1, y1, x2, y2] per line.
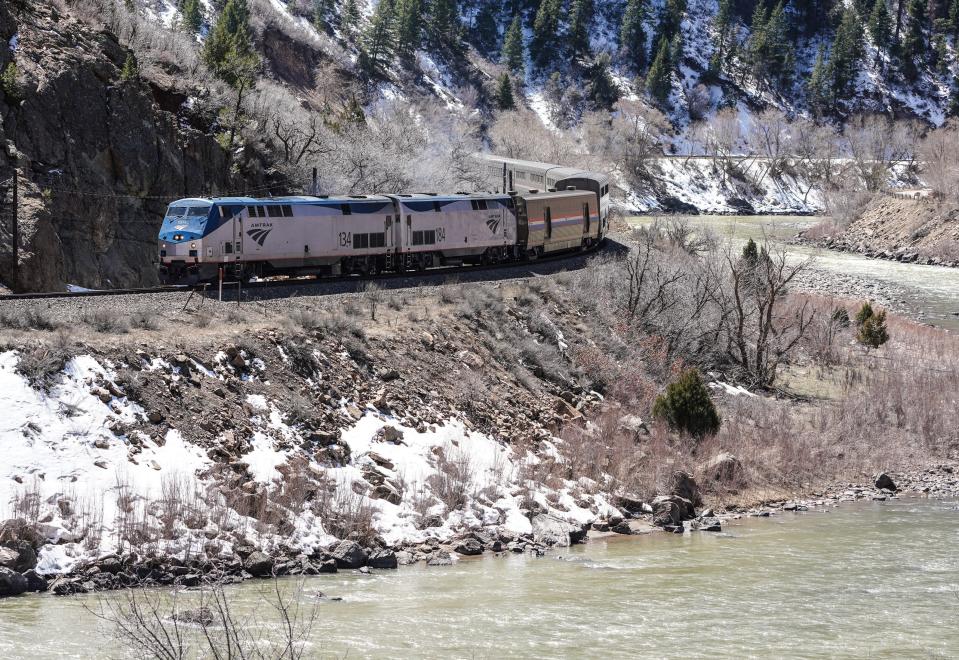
[247, 227, 272, 246]
[486, 216, 501, 234]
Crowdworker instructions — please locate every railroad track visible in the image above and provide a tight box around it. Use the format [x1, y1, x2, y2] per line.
[0, 240, 613, 302]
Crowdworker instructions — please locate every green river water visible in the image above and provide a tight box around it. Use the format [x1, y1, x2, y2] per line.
[1, 497, 957, 658]
[628, 215, 959, 331]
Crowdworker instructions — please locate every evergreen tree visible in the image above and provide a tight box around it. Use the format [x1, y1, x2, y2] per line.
[653, 0, 686, 49]
[652, 368, 721, 440]
[748, 0, 792, 88]
[360, 0, 398, 76]
[646, 36, 673, 104]
[531, 0, 563, 70]
[827, 7, 864, 100]
[204, 0, 254, 78]
[473, 3, 499, 56]
[502, 15, 525, 76]
[121, 52, 139, 81]
[950, 0, 959, 38]
[568, 0, 594, 61]
[427, 0, 460, 51]
[342, 0, 360, 35]
[902, 0, 928, 80]
[948, 75, 959, 117]
[620, 0, 648, 75]
[709, 0, 733, 77]
[396, 0, 424, 62]
[854, 302, 890, 349]
[868, 0, 892, 69]
[806, 41, 830, 113]
[0, 63, 21, 103]
[182, 0, 203, 34]
[495, 72, 516, 110]
[586, 52, 619, 109]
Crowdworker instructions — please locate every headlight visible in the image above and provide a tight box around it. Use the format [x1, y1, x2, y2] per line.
[161, 243, 167, 248]
[191, 242, 196, 248]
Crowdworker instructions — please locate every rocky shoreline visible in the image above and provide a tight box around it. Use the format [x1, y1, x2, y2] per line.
[793, 235, 959, 269]
[3, 463, 957, 600]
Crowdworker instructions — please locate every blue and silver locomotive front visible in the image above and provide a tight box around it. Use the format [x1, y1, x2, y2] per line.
[157, 198, 215, 284]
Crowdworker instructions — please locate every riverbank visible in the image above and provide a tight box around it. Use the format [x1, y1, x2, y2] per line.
[2, 232, 957, 600]
[795, 196, 959, 269]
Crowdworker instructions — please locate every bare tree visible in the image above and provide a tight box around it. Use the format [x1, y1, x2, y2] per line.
[89, 578, 318, 660]
[711, 107, 742, 183]
[843, 114, 910, 192]
[918, 120, 959, 200]
[747, 109, 789, 184]
[717, 243, 814, 387]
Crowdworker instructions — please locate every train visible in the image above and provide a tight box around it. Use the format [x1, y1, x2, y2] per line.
[157, 158, 611, 284]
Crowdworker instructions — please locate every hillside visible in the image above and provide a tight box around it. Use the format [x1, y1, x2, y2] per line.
[1, 0, 958, 290]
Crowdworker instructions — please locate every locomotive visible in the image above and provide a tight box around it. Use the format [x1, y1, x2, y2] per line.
[158, 162, 610, 284]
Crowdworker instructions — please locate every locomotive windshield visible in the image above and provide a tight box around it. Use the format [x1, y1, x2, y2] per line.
[165, 205, 211, 218]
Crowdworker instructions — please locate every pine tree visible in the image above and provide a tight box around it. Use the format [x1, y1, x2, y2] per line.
[204, 0, 254, 78]
[428, 0, 463, 53]
[646, 36, 673, 104]
[620, 0, 647, 75]
[531, 0, 563, 70]
[121, 52, 139, 81]
[395, 0, 423, 62]
[827, 7, 864, 100]
[342, 0, 360, 35]
[182, 0, 203, 34]
[502, 15, 525, 76]
[587, 52, 619, 109]
[709, 0, 733, 78]
[868, 0, 892, 69]
[950, 0, 959, 38]
[360, 0, 398, 76]
[495, 72, 516, 110]
[807, 42, 830, 113]
[0, 63, 21, 103]
[473, 3, 498, 56]
[568, 0, 594, 61]
[653, 0, 686, 49]
[902, 0, 928, 81]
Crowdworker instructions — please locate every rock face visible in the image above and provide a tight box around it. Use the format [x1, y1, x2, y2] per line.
[875, 473, 897, 491]
[331, 541, 368, 569]
[531, 514, 588, 547]
[0, 1, 266, 292]
[0, 541, 37, 572]
[0, 567, 28, 597]
[243, 551, 274, 577]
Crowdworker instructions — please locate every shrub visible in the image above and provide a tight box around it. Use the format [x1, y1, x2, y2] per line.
[130, 310, 159, 330]
[855, 302, 889, 349]
[1, 62, 22, 103]
[16, 343, 71, 389]
[652, 368, 721, 439]
[82, 309, 130, 333]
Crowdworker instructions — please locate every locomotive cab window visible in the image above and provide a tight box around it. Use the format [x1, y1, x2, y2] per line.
[267, 206, 283, 218]
[412, 230, 437, 246]
[247, 206, 259, 217]
[470, 200, 488, 211]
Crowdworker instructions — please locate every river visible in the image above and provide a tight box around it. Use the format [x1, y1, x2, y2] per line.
[627, 215, 959, 331]
[1, 497, 957, 658]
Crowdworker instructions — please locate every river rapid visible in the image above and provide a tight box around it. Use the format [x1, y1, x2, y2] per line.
[627, 215, 959, 331]
[1, 497, 957, 658]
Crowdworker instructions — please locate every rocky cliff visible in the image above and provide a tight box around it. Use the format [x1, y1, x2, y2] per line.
[0, 1, 264, 292]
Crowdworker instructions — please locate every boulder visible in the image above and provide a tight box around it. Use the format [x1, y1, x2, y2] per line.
[614, 494, 647, 514]
[611, 521, 632, 535]
[874, 473, 897, 491]
[317, 559, 338, 574]
[0, 541, 36, 572]
[690, 517, 722, 532]
[243, 551, 274, 578]
[531, 514, 588, 547]
[22, 569, 48, 592]
[651, 495, 695, 526]
[427, 551, 454, 567]
[375, 425, 404, 444]
[454, 538, 483, 556]
[702, 453, 743, 484]
[331, 541, 368, 569]
[0, 567, 28, 597]
[668, 471, 702, 508]
[370, 484, 402, 505]
[367, 548, 398, 569]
